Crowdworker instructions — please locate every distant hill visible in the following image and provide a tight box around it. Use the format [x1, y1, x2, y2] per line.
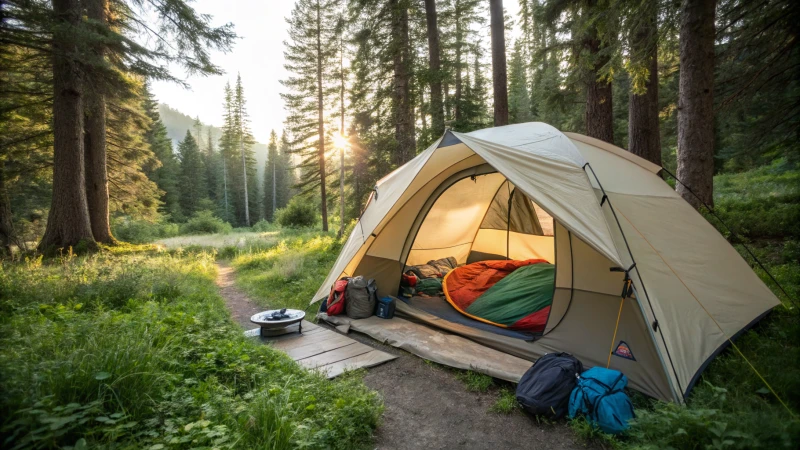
[158, 103, 268, 183]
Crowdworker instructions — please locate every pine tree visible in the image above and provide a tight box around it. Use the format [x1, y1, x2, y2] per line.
[177, 131, 208, 217]
[39, 0, 95, 251]
[277, 131, 295, 209]
[263, 130, 279, 222]
[83, 0, 114, 243]
[625, 0, 661, 165]
[424, 0, 445, 139]
[489, 0, 508, 126]
[281, 0, 342, 232]
[105, 80, 161, 220]
[677, 0, 716, 208]
[219, 78, 258, 226]
[203, 127, 223, 210]
[234, 75, 258, 225]
[142, 84, 182, 220]
[36, 0, 235, 250]
[508, 39, 532, 124]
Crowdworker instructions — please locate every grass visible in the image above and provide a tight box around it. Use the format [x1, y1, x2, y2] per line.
[455, 370, 494, 393]
[226, 228, 344, 320]
[0, 248, 382, 449]
[156, 230, 282, 250]
[490, 389, 519, 414]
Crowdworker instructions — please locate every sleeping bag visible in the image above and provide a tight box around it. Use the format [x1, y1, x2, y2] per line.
[442, 259, 554, 333]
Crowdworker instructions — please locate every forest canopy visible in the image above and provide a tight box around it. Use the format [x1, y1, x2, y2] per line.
[0, 0, 797, 250]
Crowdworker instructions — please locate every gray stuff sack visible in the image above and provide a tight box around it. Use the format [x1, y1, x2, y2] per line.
[345, 276, 378, 319]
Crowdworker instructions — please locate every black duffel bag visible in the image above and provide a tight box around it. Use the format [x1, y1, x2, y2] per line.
[515, 352, 583, 419]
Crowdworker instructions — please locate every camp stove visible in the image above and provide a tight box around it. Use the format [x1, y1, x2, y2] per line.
[250, 308, 306, 335]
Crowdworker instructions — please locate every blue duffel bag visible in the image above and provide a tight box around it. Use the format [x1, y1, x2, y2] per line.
[568, 367, 635, 434]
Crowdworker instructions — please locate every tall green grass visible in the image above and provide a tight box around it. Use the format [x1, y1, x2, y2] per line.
[228, 229, 343, 319]
[0, 249, 382, 449]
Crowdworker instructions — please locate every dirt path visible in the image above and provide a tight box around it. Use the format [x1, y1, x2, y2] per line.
[214, 262, 587, 450]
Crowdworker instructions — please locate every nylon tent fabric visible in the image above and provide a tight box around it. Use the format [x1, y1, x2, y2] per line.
[479, 182, 545, 235]
[309, 122, 781, 403]
[452, 131, 623, 266]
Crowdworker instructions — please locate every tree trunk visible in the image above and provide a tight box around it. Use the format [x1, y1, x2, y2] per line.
[84, 0, 113, 243]
[39, 0, 96, 252]
[454, 2, 463, 123]
[424, 0, 444, 137]
[239, 126, 250, 226]
[316, 0, 328, 231]
[677, 0, 716, 209]
[490, 0, 508, 126]
[583, 0, 614, 143]
[391, 0, 416, 165]
[628, 2, 661, 166]
[339, 37, 346, 237]
[0, 161, 14, 255]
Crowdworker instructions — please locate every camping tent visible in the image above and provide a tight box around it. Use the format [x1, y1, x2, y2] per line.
[311, 122, 779, 403]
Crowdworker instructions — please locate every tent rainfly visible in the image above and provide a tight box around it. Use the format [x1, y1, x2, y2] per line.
[311, 122, 779, 402]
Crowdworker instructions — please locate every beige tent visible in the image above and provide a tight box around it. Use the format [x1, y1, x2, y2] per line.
[311, 122, 779, 402]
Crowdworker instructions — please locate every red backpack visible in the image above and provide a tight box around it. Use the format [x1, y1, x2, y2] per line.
[326, 279, 349, 316]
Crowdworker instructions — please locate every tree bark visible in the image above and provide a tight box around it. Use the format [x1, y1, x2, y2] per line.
[583, 0, 614, 143]
[454, 1, 463, 122]
[677, 0, 716, 209]
[0, 161, 14, 255]
[84, 0, 113, 243]
[490, 0, 508, 126]
[391, 0, 416, 165]
[424, 0, 444, 137]
[39, 0, 96, 252]
[316, 0, 328, 231]
[628, 2, 661, 166]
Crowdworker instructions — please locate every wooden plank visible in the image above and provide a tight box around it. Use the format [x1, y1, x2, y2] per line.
[318, 350, 398, 378]
[271, 328, 346, 350]
[284, 336, 356, 360]
[298, 342, 375, 369]
[275, 332, 352, 354]
[256, 320, 320, 339]
[298, 327, 326, 336]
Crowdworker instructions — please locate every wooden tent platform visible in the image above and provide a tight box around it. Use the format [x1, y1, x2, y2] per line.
[245, 320, 397, 378]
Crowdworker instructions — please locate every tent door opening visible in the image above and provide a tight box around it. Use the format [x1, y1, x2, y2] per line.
[398, 165, 557, 339]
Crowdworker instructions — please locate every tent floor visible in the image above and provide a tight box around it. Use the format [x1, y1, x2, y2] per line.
[318, 313, 532, 383]
[401, 295, 539, 341]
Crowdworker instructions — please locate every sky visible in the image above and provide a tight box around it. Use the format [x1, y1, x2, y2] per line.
[151, 1, 520, 144]
[150, 0, 295, 143]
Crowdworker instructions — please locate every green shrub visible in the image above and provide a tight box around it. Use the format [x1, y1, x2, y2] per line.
[180, 210, 233, 235]
[112, 218, 180, 244]
[252, 219, 279, 233]
[276, 198, 317, 228]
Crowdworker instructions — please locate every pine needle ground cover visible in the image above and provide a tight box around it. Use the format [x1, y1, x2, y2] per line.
[0, 249, 382, 449]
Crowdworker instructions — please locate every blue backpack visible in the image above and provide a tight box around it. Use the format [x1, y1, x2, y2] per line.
[568, 367, 635, 434]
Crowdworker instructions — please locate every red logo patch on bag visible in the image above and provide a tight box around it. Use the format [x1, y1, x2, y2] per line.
[613, 341, 636, 361]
